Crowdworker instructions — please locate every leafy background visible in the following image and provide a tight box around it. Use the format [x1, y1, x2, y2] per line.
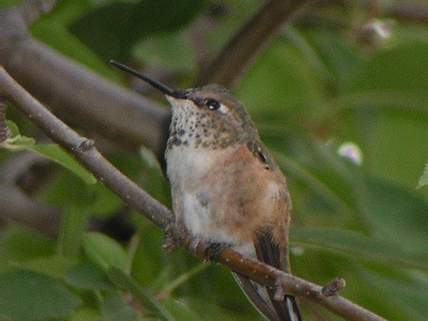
[1, 0, 428, 320]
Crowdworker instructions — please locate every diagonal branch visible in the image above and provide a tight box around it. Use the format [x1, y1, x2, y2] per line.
[0, 67, 388, 321]
[196, 0, 310, 87]
[386, 2, 428, 24]
[0, 67, 172, 230]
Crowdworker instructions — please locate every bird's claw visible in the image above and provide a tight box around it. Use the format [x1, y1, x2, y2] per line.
[273, 277, 286, 301]
[162, 226, 178, 252]
[162, 224, 192, 252]
[196, 241, 230, 262]
[162, 225, 229, 262]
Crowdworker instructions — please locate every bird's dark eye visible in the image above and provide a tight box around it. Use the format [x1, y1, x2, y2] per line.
[204, 98, 221, 111]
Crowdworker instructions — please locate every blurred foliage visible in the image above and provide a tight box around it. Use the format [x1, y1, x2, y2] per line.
[2, 121, 96, 184]
[1, 0, 428, 320]
[419, 164, 428, 188]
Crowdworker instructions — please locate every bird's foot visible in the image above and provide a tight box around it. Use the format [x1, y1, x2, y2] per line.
[162, 225, 178, 252]
[273, 277, 286, 301]
[195, 241, 230, 262]
[163, 225, 229, 261]
[162, 224, 192, 252]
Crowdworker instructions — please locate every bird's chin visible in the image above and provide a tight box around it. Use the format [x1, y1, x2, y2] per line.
[166, 96, 197, 111]
[165, 95, 178, 106]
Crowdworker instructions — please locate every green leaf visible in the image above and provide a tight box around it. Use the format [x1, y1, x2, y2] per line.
[11, 255, 76, 279]
[32, 22, 120, 81]
[162, 298, 202, 321]
[108, 267, 176, 321]
[1, 121, 96, 184]
[101, 292, 137, 321]
[359, 268, 428, 320]
[29, 144, 97, 184]
[69, 308, 101, 321]
[237, 40, 326, 126]
[70, 0, 206, 60]
[5, 120, 20, 137]
[133, 31, 196, 72]
[0, 270, 81, 321]
[364, 177, 428, 251]
[82, 232, 127, 271]
[0, 226, 55, 267]
[2, 134, 36, 148]
[58, 207, 90, 257]
[418, 164, 428, 188]
[32, 0, 118, 79]
[274, 153, 355, 217]
[0, 0, 22, 9]
[348, 42, 428, 92]
[131, 225, 165, 284]
[66, 263, 111, 290]
[304, 29, 365, 90]
[88, 182, 123, 216]
[157, 263, 208, 299]
[338, 40, 428, 189]
[291, 227, 428, 271]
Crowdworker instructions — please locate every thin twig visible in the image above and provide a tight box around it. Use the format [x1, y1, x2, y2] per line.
[386, 2, 428, 24]
[196, 0, 310, 87]
[0, 67, 389, 321]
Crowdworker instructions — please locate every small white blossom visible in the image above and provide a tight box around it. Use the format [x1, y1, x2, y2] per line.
[338, 142, 363, 165]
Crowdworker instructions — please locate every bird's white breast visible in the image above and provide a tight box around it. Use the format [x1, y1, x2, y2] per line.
[166, 145, 252, 252]
[166, 146, 218, 185]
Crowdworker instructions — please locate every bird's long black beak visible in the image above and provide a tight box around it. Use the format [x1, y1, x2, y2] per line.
[110, 60, 186, 99]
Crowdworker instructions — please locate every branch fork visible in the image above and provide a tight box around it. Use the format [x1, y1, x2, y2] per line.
[322, 277, 347, 297]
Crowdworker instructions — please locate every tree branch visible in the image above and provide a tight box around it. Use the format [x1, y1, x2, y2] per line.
[386, 2, 428, 24]
[0, 67, 172, 229]
[196, 0, 310, 87]
[0, 183, 60, 236]
[0, 67, 388, 321]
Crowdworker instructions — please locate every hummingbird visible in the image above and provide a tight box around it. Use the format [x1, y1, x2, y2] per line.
[110, 60, 302, 321]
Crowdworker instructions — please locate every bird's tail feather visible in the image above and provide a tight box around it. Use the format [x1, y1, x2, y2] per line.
[233, 272, 279, 321]
[251, 231, 303, 321]
[273, 294, 302, 321]
[265, 279, 302, 321]
[233, 272, 302, 321]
